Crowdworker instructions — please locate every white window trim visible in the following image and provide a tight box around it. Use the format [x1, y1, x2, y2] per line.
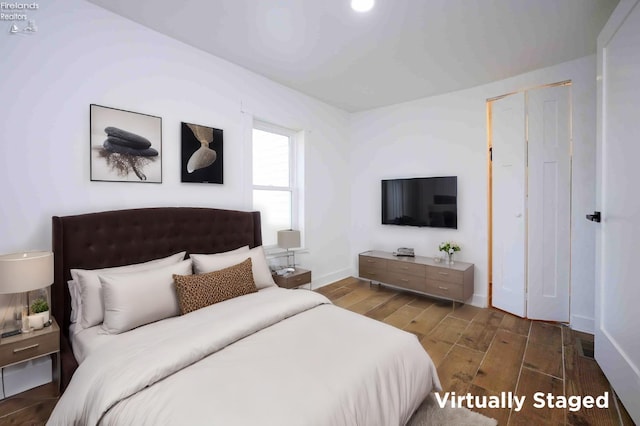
[252, 120, 300, 247]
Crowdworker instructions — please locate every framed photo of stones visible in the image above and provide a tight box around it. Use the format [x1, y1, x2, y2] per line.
[90, 104, 162, 183]
[181, 121, 223, 184]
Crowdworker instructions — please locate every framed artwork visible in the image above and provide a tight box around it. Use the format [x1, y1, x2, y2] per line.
[90, 104, 162, 183]
[181, 121, 223, 184]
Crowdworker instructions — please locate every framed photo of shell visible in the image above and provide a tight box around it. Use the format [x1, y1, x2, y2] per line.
[181, 121, 223, 184]
[90, 104, 162, 183]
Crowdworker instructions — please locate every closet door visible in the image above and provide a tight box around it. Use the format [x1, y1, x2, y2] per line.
[491, 93, 526, 317]
[526, 85, 571, 321]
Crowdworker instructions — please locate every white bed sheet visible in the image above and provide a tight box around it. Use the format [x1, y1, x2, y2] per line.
[69, 323, 116, 364]
[52, 288, 440, 425]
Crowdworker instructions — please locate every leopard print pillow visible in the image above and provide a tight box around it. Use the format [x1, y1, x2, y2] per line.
[173, 257, 258, 315]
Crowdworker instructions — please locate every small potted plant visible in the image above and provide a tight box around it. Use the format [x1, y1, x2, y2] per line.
[438, 241, 461, 264]
[28, 297, 49, 328]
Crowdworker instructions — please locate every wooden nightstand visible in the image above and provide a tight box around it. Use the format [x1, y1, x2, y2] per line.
[273, 268, 312, 289]
[0, 317, 60, 393]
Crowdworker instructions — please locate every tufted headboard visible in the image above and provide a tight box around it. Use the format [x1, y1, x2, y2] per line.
[52, 207, 262, 391]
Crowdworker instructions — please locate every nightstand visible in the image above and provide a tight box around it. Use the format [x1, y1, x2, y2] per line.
[0, 317, 60, 393]
[273, 268, 312, 289]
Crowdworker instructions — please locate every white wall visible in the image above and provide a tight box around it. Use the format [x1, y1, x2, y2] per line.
[349, 56, 597, 332]
[0, 0, 352, 319]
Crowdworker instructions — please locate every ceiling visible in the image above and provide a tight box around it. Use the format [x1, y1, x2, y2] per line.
[86, 0, 618, 112]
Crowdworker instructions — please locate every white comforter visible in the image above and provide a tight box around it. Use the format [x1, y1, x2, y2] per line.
[48, 288, 440, 426]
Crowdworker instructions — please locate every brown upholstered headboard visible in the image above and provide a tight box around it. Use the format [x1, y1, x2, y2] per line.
[52, 207, 262, 391]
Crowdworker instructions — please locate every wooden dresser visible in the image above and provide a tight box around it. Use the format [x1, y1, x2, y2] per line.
[358, 250, 474, 302]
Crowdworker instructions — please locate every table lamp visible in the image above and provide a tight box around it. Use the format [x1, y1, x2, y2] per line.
[0, 251, 54, 337]
[277, 229, 301, 268]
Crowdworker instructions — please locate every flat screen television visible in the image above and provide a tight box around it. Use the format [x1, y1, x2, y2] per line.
[381, 176, 457, 229]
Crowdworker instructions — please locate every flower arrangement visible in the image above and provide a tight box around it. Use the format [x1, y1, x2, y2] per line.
[439, 241, 460, 264]
[439, 241, 461, 254]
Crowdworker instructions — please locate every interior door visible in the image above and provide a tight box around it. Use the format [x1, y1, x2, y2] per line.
[596, 0, 640, 421]
[526, 85, 571, 321]
[491, 92, 526, 317]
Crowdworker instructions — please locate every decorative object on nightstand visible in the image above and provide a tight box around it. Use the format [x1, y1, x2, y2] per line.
[0, 251, 54, 338]
[272, 267, 312, 290]
[28, 297, 49, 330]
[277, 229, 301, 268]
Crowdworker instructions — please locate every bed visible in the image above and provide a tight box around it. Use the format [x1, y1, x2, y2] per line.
[48, 207, 440, 425]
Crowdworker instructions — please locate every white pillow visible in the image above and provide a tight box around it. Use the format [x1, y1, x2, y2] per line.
[71, 251, 186, 329]
[190, 246, 276, 290]
[204, 245, 249, 256]
[186, 245, 249, 270]
[68, 280, 80, 323]
[99, 259, 193, 334]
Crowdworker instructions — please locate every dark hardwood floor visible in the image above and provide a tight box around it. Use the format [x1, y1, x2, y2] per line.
[0, 277, 634, 425]
[0, 382, 58, 425]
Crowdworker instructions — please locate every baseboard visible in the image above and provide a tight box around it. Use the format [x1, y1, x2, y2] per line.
[469, 293, 488, 308]
[310, 268, 353, 290]
[596, 328, 640, 422]
[570, 314, 595, 334]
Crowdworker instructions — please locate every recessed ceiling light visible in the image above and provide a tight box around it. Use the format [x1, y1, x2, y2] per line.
[351, 0, 374, 13]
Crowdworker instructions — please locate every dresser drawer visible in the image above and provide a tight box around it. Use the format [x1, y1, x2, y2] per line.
[387, 272, 426, 292]
[273, 269, 311, 289]
[359, 255, 387, 271]
[286, 270, 311, 288]
[425, 279, 464, 300]
[360, 267, 388, 282]
[426, 267, 464, 284]
[388, 261, 425, 277]
[0, 331, 58, 367]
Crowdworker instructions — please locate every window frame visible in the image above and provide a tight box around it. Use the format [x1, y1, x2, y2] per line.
[252, 120, 299, 248]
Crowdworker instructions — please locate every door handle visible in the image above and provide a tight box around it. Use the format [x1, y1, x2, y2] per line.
[586, 211, 601, 223]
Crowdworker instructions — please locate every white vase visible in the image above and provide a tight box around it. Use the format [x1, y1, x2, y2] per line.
[28, 310, 49, 329]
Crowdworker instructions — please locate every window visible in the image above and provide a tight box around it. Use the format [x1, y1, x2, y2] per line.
[252, 122, 298, 247]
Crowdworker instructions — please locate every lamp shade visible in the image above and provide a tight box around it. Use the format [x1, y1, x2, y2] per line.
[0, 251, 54, 294]
[277, 230, 301, 250]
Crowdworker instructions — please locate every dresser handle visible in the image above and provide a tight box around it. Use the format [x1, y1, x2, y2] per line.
[401, 266, 408, 270]
[367, 260, 375, 263]
[401, 279, 409, 282]
[438, 272, 449, 275]
[13, 343, 39, 353]
[438, 286, 449, 291]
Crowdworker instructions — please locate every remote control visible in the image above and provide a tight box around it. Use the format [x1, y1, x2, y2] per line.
[1, 329, 21, 338]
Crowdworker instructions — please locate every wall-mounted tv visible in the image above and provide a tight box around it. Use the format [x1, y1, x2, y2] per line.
[381, 176, 457, 229]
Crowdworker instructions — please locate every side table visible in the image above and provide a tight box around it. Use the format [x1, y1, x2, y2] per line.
[0, 316, 60, 394]
[272, 268, 312, 289]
